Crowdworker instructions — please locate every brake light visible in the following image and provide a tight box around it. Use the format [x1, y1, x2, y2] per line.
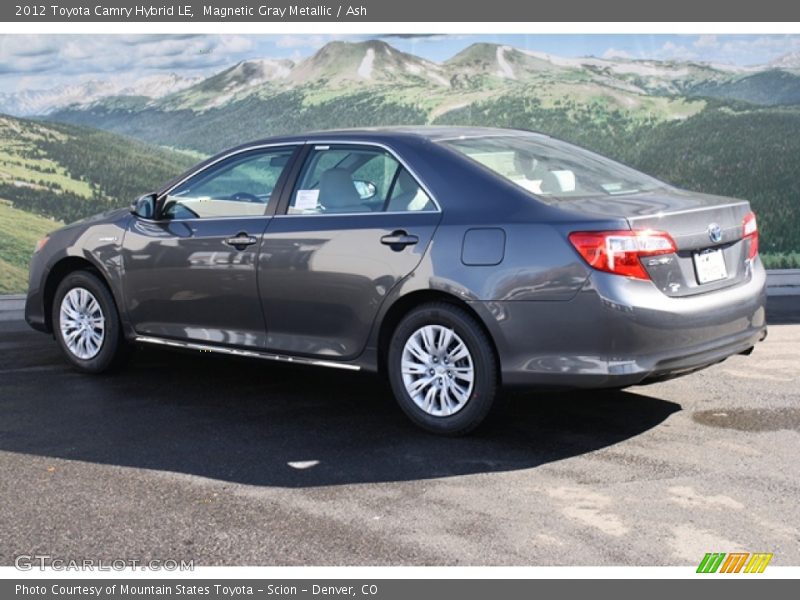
[568, 230, 677, 280]
[742, 211, 758, 260]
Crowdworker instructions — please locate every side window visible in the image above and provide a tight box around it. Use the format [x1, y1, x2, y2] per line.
[288, 146, 435, 215]
[163, 148, 294, 219]
[385, 167, 436, 213]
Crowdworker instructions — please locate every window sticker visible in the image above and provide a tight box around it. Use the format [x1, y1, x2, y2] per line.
[295, 189, 320, 210]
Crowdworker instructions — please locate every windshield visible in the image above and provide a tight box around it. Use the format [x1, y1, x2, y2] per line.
[440, 134, 666, 199]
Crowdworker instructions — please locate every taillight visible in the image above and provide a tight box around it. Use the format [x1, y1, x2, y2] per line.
[568, 230, 677, 280]
[742, 211, 758, 260]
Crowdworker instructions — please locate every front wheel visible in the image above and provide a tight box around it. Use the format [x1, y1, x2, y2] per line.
[52, 270, 129, 373]
[387, 302, 498, 435]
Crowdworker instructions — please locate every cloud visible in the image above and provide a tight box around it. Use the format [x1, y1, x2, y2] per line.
[378, 34, 469, 45]
[646, 35, 800, 66]
[691, 35, 800, 65]
[379, 34, 438, 39]
[693, 35, 719, 49]
[275, 35, 341, 49]
[602, 48, 633, 60]
[0, 36, 59, 60]
[0, 34, 260, 87]
[115, 34, 201, 46]
[657, 41, 698, 61]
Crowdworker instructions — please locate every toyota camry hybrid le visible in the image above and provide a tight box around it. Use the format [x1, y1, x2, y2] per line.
[25, 127, 767, 435]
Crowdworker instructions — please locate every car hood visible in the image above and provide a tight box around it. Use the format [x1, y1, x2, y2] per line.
[56, 207, 131, 234]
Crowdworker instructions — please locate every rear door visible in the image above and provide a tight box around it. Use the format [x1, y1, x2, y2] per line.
[258, 143, 442, 359]
[123, 145, 298, 346]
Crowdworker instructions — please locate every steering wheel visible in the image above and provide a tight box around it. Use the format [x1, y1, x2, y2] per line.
[228, 191, 260, 203]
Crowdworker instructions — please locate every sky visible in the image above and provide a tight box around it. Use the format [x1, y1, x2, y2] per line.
[1, 33, 799, 92]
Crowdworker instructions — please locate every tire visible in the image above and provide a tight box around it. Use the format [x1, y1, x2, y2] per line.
[52, 270, 130, 373]
[387, 302, 498, 435]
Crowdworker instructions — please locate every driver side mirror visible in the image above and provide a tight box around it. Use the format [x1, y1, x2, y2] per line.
[131, 193, 158, 219]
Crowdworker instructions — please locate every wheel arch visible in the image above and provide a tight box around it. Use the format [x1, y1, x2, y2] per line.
[43, 256, 114, 333]
[376, 289, 500, 381]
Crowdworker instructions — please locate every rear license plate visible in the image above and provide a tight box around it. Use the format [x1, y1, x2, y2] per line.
[694, 248, 728, 284]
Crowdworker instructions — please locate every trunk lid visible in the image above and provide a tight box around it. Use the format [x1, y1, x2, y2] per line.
[558, 188, 753, 297]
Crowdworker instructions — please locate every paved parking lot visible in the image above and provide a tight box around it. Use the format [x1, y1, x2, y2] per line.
[0, 298, 798, 566]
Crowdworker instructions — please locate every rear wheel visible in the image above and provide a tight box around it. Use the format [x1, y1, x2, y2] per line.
[387, 302, 498, 435]
[52, 270, 129, 373]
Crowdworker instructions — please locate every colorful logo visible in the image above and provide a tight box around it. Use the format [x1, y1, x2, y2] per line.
[697, 552, 773, 573]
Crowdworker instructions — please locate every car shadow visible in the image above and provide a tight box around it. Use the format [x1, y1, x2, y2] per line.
[0, 327, 680, 487]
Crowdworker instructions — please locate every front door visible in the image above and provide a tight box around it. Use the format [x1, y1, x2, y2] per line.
[259, 144, 442, 359]
[122, 146, 297, 347]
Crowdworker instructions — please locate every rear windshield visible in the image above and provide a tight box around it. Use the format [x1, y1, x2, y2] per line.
[440, 135, 665, 199]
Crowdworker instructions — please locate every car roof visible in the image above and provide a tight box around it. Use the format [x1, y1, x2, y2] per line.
[238, 126, 549, 146]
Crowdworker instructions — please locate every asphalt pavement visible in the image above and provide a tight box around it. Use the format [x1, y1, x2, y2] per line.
[0, 297, 798, 566]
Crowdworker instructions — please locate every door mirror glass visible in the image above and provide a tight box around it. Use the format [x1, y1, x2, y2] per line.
[131, 193, 157, 219]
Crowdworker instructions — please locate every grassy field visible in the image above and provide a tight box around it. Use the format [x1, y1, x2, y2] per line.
[0, 199, 61, 294]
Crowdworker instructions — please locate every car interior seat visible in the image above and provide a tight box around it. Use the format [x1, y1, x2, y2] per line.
[318, 168, 364, 212]
[539, 171, 563, 194]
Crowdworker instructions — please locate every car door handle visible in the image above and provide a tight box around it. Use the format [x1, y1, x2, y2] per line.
[225, 233, 258, 249]
[380, 230, 419, 251]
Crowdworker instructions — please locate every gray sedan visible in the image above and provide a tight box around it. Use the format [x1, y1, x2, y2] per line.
[25, 127, 767, 434]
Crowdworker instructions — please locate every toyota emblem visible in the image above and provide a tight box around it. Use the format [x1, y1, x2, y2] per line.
[708, 223, 722, 243]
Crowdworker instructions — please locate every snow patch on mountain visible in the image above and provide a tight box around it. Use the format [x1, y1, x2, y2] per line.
[358, 48, 375, 79]
[496, 46, 516, 79]
[430, 72, 450, 86]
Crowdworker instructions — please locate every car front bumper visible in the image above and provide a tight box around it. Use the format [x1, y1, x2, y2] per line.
[471, 260, 768, 389]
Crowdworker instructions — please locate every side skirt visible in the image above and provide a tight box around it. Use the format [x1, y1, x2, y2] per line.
[134, 335, 361, 371]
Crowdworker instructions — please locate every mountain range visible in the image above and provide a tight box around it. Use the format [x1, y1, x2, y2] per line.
[0, 72, 199, 117]
[3, 40, 800, 118]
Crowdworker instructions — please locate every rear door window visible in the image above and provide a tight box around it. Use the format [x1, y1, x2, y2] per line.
[288, 145, 436, 214]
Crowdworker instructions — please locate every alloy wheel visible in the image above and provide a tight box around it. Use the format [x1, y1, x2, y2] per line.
[400, 324, 475, 417]
[59, 287, 106, 360]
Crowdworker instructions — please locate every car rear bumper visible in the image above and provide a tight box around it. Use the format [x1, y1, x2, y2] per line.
[471, 260, 768, 388]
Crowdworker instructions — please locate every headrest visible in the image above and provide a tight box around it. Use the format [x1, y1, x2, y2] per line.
[318, 168, 361, 207]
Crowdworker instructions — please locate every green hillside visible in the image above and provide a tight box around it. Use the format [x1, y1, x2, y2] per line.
[0, 115, 195, 223]
[55, 90, 430, 155]
[0, 115, 196, 292]
[615, 108, 800, 258]
[0, 200, 61, 294]
[690, 70, 800, 106]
